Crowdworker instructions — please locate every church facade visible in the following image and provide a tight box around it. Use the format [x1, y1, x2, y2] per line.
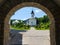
[24, 10, 37, 26]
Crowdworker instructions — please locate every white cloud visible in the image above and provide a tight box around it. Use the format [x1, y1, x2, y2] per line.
[35, 9, 42, 13]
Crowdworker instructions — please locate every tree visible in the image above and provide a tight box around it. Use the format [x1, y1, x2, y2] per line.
[35, 15, 50, 30]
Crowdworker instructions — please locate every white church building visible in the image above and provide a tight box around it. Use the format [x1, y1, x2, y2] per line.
[24, 10, 37, 26]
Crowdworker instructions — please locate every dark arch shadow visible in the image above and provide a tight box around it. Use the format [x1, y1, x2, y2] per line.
[9, 29, 27, 45]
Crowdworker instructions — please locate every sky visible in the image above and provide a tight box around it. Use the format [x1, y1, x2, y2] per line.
[10, 7, 47, 20]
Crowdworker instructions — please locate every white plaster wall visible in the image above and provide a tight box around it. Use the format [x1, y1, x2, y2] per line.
[29, 18, 36, 26]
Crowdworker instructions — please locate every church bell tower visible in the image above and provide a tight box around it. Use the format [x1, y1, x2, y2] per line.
[31, 10, 35, 18]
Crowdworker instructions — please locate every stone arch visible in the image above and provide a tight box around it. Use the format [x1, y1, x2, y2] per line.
[4, 2, 56, 45]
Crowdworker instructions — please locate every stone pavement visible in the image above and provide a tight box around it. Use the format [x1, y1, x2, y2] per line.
[9, 27, 50, 45]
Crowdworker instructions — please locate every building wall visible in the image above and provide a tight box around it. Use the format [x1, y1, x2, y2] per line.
[28, 18, 36, 26]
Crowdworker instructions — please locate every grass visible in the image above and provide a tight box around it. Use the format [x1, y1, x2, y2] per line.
[10, 24, 50, 30]
[10, 26, 30, 30]
[35, 27, 49, 30]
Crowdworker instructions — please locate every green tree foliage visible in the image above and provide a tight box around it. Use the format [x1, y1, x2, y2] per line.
[10, 19, 15, 25]
[35, 15, 50, 30]
[10, 19, 30, 30]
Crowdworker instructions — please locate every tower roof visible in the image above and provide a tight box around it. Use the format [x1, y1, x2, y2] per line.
[31, 10, 34, 14]
[31, 10, 35, 18]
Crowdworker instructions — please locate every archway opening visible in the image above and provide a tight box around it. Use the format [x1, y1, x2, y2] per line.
[9, 7, 50, 45]
[4, 2, 55, 45]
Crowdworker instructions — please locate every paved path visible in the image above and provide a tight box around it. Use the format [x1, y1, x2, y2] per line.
[9, 27, 50, 45]
[30, 27, 36, 30]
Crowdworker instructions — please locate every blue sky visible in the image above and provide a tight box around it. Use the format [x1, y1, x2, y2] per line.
[10, 7, 47, 20]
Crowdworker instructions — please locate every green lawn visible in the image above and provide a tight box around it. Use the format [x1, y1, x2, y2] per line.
[10, 26, 30, 30]
[35, 27, 49, 30]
